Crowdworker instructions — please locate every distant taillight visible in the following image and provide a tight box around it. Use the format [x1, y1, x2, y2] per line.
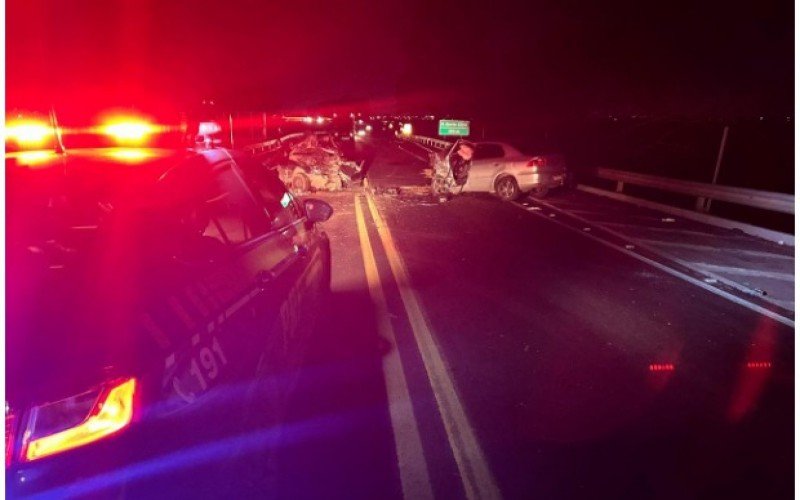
[527, 157, 545, 172]
[649, 363, 675, 372]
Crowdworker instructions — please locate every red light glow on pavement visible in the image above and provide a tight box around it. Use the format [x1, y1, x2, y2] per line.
[648, 363, 675, 372]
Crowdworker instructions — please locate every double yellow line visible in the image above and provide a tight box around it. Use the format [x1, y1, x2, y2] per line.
[355, 188, 501, 500]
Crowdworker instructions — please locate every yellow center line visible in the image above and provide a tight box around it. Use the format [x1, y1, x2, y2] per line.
[363, 189, 502, 500]
[354, 194, 434, 500]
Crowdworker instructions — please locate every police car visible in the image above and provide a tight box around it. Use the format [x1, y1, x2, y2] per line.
[6, 114, 333, 497]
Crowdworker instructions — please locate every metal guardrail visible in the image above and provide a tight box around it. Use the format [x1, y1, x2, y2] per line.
[406, 136, 793, 216]
[406, 135, 452, 150]
[597, 168, 795, 215]
[242, 138, 281, 155]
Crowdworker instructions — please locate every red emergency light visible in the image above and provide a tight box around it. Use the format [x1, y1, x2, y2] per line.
[4, 119, 55, 148]
[99, 117, 160, 145]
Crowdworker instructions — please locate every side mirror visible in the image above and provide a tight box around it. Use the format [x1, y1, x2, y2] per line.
[304, 198, 333, 223]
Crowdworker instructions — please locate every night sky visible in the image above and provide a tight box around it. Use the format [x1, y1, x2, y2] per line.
[6, 0, 794, 119]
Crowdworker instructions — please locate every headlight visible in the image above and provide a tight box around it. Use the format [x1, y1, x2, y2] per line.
[22, 378, 136, 462]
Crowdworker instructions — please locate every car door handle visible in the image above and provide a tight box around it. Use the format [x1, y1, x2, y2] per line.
[257, 248, 303, 287]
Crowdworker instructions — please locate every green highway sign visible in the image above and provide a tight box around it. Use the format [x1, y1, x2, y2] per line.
[438, 119, 470, 137]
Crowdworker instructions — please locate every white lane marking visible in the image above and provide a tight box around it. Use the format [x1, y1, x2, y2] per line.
[365, 189, 502, 500]
[514, 202, 795, 328]
[354, 195, 435, 500]
[525, 198, 798, 303]
[637, 239, 795, 261]
[690, 263, 795, 282]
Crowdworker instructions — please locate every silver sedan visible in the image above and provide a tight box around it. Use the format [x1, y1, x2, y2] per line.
[458, 142, 568, 201]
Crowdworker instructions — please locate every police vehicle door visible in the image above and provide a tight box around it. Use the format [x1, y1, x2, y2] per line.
[237, 156, 326, 381]
[159, 159, 298, 418]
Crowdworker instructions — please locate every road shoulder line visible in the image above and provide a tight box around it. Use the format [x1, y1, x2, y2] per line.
[515, 199, 794, 328]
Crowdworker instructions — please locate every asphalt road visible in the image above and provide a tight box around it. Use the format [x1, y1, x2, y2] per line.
[273, 138, 794, 499]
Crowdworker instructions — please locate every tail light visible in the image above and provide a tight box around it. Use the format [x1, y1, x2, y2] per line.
[22, 378, 137, 462]
[526, 157, 545, 170]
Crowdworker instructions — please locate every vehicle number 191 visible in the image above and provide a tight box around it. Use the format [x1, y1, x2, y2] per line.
[171, 336, 228, 403]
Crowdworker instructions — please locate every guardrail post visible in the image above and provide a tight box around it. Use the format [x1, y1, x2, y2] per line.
[615, 180, 624, 193]
[703, 125, 730, 213]
[695, 196, 708, 211]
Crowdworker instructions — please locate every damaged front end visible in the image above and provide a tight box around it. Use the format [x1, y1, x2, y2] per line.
[253, 132, 364, 194]
[430, 140, 474, 201]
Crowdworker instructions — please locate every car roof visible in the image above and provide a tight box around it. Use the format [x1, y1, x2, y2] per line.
[474, 141, 524, 157]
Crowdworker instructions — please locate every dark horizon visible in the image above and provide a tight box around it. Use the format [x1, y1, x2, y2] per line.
[6, 0, 795, 120]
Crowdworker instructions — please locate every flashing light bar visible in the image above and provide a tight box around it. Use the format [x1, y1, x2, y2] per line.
[100, 118, 159, 144]
[5, 120, 54, 148]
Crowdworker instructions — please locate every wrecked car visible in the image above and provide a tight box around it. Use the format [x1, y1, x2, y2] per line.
[249, 132, 364, 193]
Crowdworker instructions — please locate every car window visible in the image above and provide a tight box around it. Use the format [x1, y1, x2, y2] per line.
[473, 143, 505, 160]
[199, 163, 272, 245]
[236, 157, 303, 229]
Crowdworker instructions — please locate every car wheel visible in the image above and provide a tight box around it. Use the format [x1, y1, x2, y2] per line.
[495, 176, 521, 201]
[530, 185, 550, 199]
[292, 173, 311, 194]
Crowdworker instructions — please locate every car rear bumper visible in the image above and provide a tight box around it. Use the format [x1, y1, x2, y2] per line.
[516, 172, 567, 192]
